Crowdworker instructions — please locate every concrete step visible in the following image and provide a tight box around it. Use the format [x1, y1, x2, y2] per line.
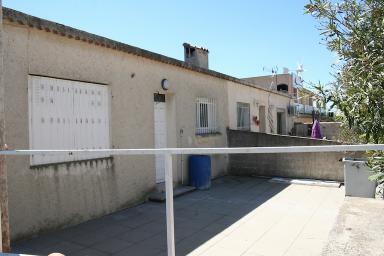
[268, 177, 341, 188]
[148, 185, 196, 202]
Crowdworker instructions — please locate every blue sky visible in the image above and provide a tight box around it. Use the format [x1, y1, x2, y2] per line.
[3, 0, 335, 86]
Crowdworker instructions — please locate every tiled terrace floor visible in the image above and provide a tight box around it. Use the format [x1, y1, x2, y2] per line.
[12, 176, 344, 256]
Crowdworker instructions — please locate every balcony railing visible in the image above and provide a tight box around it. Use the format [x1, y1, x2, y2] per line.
[294, 104, 331, 117]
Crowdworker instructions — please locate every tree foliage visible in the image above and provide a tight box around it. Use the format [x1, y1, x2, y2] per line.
[305, 0, 384, 143]
[305, 0, 384, 185]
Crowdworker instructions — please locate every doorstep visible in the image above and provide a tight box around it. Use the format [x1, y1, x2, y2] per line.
[269, 177, 341, 188]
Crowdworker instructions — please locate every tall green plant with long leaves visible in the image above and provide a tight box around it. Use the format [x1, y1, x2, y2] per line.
[305, 0, 384, 187]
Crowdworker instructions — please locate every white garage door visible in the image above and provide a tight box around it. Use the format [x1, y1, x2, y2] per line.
[28, 75, 111, 165]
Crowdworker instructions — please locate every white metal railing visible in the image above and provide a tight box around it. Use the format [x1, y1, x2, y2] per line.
[295, 103, 331, 117]
[1, 144, 384, 255]
[0, 201, 2, 252]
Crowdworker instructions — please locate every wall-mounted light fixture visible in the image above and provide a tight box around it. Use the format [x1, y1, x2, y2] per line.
[161, 79, 170, 90]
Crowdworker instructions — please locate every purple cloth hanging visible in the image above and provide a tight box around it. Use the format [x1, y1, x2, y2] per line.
[311, 120, 322, 139]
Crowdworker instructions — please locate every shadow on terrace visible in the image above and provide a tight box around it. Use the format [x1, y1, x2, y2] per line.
[11, 176, 289, 256]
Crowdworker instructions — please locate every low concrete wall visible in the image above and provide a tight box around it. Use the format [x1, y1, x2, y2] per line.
[293, 123, 311, 137]
[293, 122, 342, 140]
[320, 122, 342, 140]
[227, 130, 359, 181]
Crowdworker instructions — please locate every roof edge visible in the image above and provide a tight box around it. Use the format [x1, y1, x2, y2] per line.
[2, 7, 291, 98]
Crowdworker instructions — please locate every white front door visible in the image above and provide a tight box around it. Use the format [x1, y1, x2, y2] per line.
[154, 98, 167, 183]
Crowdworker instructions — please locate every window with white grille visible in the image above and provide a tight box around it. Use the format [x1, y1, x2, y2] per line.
[28, 75, 111, 165]
[237, 102, 250, 131]
[196, 97, 217, 134]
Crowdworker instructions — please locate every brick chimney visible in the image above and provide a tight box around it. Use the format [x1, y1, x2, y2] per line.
[183, 43, 209, 69]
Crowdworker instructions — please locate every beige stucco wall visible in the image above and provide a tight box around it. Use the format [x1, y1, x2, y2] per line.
[227, 82, 293, 134]
[295, 116, 314, 124]
[3, 21, 229, 240]
[297, 89, 315, 106]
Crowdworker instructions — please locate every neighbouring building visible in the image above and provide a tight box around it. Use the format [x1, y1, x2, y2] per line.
[242, 71, 302, 95]
[294, 87, 334, 124]
[227, 82, 293, 135]
[1, 7, 294, 240]
[243, 71, 334, 129]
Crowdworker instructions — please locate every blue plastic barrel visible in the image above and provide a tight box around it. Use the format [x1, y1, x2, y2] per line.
[189, 155, 211, 190]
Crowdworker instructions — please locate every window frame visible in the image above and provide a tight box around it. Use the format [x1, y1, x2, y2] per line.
[237, 102, 251, 131]
[195, 97, 218, 135]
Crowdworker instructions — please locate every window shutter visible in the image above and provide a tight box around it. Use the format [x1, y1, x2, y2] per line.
[28, 76, 110, 165]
